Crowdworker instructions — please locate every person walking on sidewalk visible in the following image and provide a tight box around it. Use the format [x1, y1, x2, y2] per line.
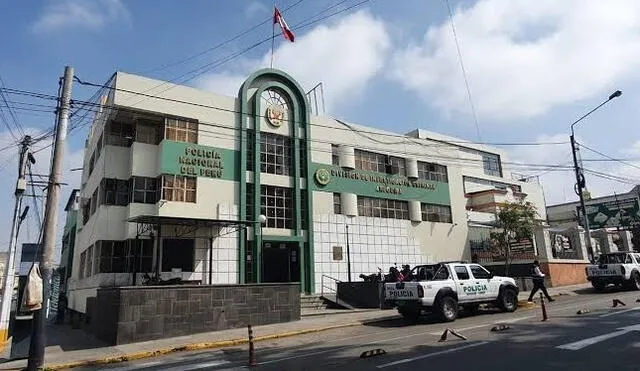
[528, 260, 555, 302]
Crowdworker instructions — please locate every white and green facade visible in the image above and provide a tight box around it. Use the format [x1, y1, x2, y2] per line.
[67, 68, 547, 313]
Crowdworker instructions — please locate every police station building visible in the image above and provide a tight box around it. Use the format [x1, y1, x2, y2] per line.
[66, 68, 548, 313]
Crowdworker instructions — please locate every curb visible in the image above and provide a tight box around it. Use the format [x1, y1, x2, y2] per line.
[23, 315, 400, 371]
[517, 300, 536, 309]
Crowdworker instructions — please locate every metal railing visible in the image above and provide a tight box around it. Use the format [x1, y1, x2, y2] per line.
[320, 274, 340, 298]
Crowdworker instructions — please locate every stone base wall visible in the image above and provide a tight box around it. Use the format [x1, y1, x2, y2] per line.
[88, 283, 300, 345]
[541, 262, 588, 287]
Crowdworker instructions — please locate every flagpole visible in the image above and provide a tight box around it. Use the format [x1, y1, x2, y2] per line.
[270, 5, 276, 69]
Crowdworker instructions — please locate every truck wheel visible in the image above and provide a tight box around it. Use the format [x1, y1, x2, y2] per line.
[499, 288, 518, 313]
[436, 296, 458, 322]
[592, 281, 606, 292]
[627, 272, 640, 291]
[398, 307, 420, 322]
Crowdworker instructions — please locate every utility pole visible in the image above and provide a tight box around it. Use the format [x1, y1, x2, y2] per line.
[570, 135, 593, 261]
[0, 135, 32, 356]
[28, 66, 73, 370]
[569, 90, 622, 263]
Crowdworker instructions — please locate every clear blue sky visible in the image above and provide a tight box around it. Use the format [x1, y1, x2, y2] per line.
[1, 0, 640, 252]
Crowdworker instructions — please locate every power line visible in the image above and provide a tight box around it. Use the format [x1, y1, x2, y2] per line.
[444, 0, 481, 142]
[577, 141, 640, 173]
[122, 0, 372, 109]
[142, 0, 308, 75]
[71, 80, 567, 148]
[0, 76, 26, 138]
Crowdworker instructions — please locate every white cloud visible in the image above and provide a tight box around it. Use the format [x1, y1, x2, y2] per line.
[196, 10, 390, 112]
[245, 1, 269, 19]
[392, 0, 640, 121]
[32, 0, 130, 33]
[510, 134, 640, 205]
[0, 128, 83, 263]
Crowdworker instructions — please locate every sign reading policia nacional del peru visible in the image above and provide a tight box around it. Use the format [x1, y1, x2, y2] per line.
[160, 140, 238, 181]
[311, 164, 451, 205]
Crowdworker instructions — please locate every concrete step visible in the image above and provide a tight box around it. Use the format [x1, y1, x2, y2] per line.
[300, 294, 328, 310]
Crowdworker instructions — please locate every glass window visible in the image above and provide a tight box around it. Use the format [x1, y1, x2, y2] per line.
[161, 175, 196, 203]
[96, 240, 127, 273]
[261, 185, 293, 229]
[165, 118, 197, 144]
[355, 149, 386, 173]
[388, 156, 406, 176]
[454, 266, 470, 280]
[135, 120, 161, 145]
[470, 265, 492, 279]
[331, 145, 340, 166]
[260, 132, 292, 176]
[82, 198, 91, 225]
[105, 121, 134, 147]
[333, 193, 342, 215]
[483, 153, 502, 177]
[101, 178, 129, 206]
[421, 203, 453, 223]
[95, 133, 103, 161]
[85, 245, 94, 278]
[354, 149, 406, 175]
[357, 196, 409, 220]
[131, 177, 157, 204]
[90, 188, 99, 215]
[299, 140, 307, 178]
[125, 239, 153, 273]
[88, 152, 95, 175]
[417, 161, 448, 183]
[246, 129, 255, 171]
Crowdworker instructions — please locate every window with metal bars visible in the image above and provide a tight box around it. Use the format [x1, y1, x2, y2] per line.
[354, 149, 406, 176]
[165, 118, 197, 143]
[260, 132, 293, 175]
[333, 193, 342, 214]
[160, 175, 196, 202]
[101, 178, 130, 206]
[421, 203, 453, 223]
[130, 177, 157, 204]
[417, 161, 448, 183]
[261, 185, 293, 229]
[357, 196, 409, 219]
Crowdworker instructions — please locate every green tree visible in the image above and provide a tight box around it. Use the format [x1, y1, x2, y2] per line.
[490, 201, 540, 276]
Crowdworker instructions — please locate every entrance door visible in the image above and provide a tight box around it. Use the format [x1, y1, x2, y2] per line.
[262, 242, 300, 283]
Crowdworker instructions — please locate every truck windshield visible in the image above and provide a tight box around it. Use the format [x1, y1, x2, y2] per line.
[598, 254, 628, 264]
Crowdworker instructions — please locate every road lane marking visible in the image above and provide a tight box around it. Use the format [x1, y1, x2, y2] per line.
[376, 341, 490, 368]
[557, 324, 640, 351]
[427, 315, 535, 335]
[598, 307, 640, 318]
[556, 330, 631, 350]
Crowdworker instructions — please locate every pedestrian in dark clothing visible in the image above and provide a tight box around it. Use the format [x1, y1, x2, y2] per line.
[527, 260, 555, 302]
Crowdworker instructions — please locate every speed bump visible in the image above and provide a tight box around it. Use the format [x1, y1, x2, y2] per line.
[576, 309, 591, 315]
[360, 349, 386, 358]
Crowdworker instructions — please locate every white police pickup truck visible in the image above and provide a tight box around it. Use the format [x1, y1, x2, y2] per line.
[586, 252, 640, 292]
[384, 262, 519, 322]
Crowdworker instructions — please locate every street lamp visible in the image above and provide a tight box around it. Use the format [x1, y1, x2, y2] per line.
[570, 90, 622, 262]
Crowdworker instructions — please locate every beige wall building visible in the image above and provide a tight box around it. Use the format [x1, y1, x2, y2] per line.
[67, 68, 549, 312]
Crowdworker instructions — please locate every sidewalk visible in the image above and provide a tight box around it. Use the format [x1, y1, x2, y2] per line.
[0, 309, 400, 370]
[0, 282, 593, 370]
[517, 282, 592, 302]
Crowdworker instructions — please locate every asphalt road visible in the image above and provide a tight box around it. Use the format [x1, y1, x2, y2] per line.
[83, 287, 640, 371]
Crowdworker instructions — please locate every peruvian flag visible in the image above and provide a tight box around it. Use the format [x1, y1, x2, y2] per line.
[274, 7, 295, 42]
